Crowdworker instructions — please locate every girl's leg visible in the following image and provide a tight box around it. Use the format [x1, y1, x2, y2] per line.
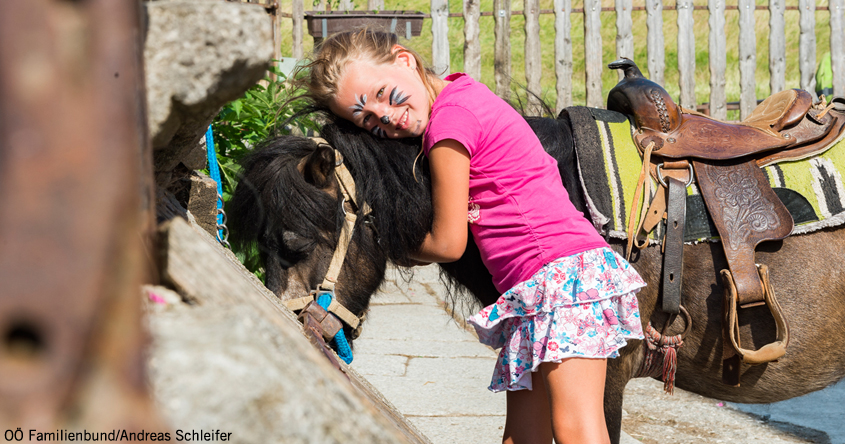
[502, 371, 553, 444]
[540, 358, 610, 444]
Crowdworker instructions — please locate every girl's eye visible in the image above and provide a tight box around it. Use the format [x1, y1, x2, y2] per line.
[362, 114, 372, 125]
[377, 87, 385, 98]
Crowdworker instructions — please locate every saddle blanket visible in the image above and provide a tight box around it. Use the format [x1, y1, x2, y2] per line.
[565, 106, 845, 243]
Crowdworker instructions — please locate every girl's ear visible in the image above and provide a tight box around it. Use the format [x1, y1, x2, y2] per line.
[392, 45, 416, 70]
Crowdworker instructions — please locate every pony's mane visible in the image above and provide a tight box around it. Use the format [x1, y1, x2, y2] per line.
[228, 136, 340, 266]
[320, 119, 434, 263]
[228, 118, 435, 269]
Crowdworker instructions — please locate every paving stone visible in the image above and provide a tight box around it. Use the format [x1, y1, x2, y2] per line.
[408, 416, 506, 444]
[353, 338, 493, 359]
[363, 368, 505, 417]
[358, 304, 479, 343]
[351, 354, 409, 377]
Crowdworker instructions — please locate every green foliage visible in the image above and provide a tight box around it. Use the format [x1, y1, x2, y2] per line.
[207, 63, 321, 280]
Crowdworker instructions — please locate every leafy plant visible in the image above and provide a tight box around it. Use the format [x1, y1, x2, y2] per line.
[207, 62, 321, 280]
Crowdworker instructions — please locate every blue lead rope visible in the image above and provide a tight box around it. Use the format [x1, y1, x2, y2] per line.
[316, 293, 353, 364]
[205, 125, 225, 242]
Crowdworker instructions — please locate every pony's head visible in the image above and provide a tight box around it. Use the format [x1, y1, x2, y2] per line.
[228, 119, 433, 342]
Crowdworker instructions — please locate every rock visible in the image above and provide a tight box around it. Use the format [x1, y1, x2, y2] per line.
[143, 0, 272, 177]
[186, 172, 218, 237]
[149, 217, 431, 444]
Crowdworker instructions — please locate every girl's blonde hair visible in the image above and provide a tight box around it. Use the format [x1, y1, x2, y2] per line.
[296, 29, 439, 112]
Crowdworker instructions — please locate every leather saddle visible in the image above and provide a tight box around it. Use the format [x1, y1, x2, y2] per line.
[606, 58, 845, 385]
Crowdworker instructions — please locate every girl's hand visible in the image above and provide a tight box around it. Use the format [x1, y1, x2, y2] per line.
[410, 139, 470, 263]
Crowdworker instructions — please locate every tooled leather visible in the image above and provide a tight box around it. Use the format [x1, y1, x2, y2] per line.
[694, 161, 793, 305]
[654, 114, 792, 160]
[648, 88, 673, 133]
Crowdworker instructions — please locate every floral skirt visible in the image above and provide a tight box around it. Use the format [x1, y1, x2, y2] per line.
[467, 247, 646, 392]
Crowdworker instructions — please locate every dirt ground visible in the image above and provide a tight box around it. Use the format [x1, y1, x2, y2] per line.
[622, 378, 826, 444]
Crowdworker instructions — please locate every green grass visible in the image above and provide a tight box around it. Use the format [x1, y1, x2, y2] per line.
[277, 0, 835, 111]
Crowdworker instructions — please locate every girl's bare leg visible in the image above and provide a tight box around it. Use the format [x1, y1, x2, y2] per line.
[541, 358, 610, 444]
[502, 371, 553, 444]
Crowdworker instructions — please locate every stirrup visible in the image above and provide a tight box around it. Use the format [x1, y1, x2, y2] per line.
[722, 264, 790, 365]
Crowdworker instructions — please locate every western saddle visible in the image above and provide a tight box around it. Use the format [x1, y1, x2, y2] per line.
[606, 58, 845, 385]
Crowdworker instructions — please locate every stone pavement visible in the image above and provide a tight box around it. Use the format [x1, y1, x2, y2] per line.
[351, 265, 640, 444]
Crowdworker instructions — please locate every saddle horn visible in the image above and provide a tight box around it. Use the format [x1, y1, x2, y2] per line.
[607, 58, 682, 135]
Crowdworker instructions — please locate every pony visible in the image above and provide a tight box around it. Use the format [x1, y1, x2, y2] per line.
[228, 112, 845, 443]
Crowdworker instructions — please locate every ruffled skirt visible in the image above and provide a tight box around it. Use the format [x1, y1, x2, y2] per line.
[467, 247, 646, 392]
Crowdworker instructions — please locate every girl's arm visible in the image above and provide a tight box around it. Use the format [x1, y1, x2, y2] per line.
[410, 138, 470, 263]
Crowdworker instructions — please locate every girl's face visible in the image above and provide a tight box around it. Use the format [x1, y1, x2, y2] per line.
[330, 48, 431, 139]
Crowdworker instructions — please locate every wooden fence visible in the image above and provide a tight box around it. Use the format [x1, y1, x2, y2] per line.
[287, 0, 844, 120]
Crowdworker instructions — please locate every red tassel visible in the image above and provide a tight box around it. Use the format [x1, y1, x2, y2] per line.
[662, 345, 677, 395]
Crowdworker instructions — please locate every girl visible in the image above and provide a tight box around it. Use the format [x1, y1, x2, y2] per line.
[301, 29, 645, 444]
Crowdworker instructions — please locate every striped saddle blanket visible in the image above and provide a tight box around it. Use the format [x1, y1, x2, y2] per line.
[565, 106, 845, 243]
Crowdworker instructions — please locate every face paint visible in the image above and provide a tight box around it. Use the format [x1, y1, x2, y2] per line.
[350, 94, 367, 116]
[371, 126, 387, 138]
[389, 87, 409, 106]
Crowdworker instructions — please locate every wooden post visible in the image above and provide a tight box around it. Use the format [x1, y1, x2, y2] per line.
[830, 0, 845, 97]
[708, 0, 727, 120]
[292, 0, 303, 58]
[494, 0, 512, 100]
[798, 0, 816, 94]
[339, 0, 354, 11]
[584, 0, 602, 108]
[554, 0, 572, 110]
[677, 0, 694, 109]
[615, 0, 633, 82]
[367, 0, 385, 11]
[431, 0, 450, 78]
[645, 0, 664, 85]
[524, 0, 541, 114]
[769, 0, 786, 94]
[0, 0, 161, 429]
[738, 0, 756, 119]
[463, 0, 481, 80]
[273, 0, 282, 65]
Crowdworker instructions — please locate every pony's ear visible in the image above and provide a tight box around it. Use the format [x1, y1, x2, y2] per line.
[302, 143, 337, 189]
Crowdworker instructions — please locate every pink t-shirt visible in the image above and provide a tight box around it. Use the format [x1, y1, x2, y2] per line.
[424, 73, 608, 293]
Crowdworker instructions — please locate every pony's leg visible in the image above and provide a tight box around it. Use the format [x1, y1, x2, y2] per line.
[502, 372, 553, 444]
[542, 358, 611, 444]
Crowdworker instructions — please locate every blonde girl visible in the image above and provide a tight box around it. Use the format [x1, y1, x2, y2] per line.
[301, 29, 645, 444]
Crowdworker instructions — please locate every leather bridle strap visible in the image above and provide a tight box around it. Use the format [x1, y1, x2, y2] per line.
[319, 147, 371, 292]
[285, 293, 361, 330]
[282, 139, 368, 331]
